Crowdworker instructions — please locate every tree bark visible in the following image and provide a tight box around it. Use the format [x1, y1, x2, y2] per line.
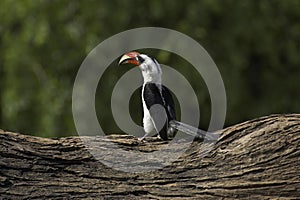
[0, 114, 299, 199]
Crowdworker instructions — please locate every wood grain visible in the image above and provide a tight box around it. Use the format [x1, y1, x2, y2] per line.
[0, 114, 299, 199]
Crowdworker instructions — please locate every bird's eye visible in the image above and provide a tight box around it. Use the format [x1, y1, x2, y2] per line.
[137, 56, 145, 63]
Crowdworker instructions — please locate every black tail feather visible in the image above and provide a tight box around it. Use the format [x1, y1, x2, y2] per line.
[169, 120, 219, 141]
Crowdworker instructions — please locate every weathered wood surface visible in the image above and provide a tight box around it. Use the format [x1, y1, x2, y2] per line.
[0, 114, 299, 199]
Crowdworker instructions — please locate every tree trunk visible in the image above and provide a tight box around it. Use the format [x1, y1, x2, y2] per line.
[0, 114, 299, 199]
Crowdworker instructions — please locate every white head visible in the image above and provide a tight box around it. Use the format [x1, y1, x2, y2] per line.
[119, 51, 162, 83]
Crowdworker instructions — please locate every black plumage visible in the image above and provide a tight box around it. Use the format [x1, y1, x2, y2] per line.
[143, 83, 176, 140]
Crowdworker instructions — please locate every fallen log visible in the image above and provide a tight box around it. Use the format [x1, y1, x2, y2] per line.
[0, 114, 299, 199]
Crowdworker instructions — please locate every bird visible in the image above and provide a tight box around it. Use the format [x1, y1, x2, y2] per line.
[119, 51, 217, 141]
[119, 51, 176, 140]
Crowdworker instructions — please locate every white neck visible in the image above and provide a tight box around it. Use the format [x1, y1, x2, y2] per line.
[142, 71, 161, 83]
[139, 57, 162, 84]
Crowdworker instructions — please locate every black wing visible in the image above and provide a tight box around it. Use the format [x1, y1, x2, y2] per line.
[143, 83, 169, 140]
[162, 85, 176, 121]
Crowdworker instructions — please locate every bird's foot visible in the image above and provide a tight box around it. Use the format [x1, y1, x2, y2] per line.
[138, 131, 153, 141]
[138, 134, 149, 142]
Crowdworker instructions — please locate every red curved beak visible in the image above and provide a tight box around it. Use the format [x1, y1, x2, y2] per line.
[118, 51, 140, 66]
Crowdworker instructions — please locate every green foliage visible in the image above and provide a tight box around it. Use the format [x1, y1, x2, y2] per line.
[0, 0, 299, 137]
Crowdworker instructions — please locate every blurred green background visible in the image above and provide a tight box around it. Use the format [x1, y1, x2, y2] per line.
[0, 0, 299, 137]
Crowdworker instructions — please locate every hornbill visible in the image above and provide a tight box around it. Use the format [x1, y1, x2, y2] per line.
[119, 51, 217, 141]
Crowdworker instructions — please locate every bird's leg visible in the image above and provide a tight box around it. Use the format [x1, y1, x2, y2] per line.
[138, 132, 151, 141]
[157, 134, 162, 140]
